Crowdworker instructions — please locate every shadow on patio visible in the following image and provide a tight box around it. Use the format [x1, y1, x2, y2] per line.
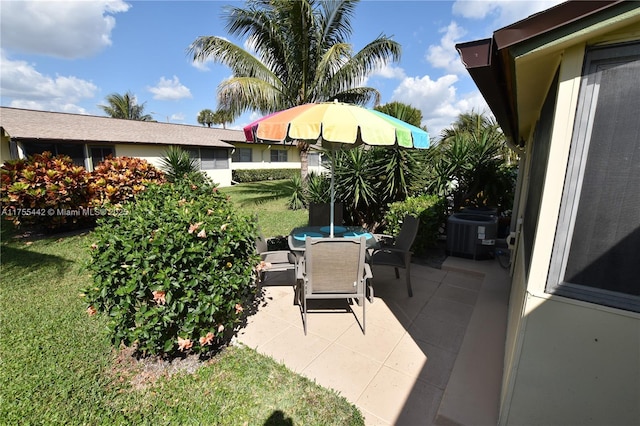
[236, 254, 510, 425]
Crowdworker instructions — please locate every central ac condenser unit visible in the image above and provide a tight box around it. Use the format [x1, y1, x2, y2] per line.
[447, 213, 498, 260]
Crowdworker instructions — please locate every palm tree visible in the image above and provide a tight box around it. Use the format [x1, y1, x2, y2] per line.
[427, 110, 517, 212]
[99, 91, 153, 121]
[212, 109, 233, 129]
[331, 101, 427, 229]
[197, 109, 215, 127]
[189, 0, 401, 179]
[375, 101, 424, 128]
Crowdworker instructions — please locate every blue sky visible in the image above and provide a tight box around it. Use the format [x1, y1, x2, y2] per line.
[0, 0, 563, 138]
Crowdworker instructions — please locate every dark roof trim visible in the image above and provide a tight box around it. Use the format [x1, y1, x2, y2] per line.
[493, 1, 624, 50]
[455, 0, 629, 143]
[456, 38, 516, 141]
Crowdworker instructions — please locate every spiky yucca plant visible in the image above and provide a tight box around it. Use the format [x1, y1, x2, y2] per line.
[160, 146, 202, 183]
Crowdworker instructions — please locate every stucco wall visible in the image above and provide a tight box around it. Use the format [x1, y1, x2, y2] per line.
[115, 143, 232, 187]
[500, 34, 640, 425]
[0, 130, 11, 165]
[505, 296, 640, 425]
[230, 142, 301, 170]
[230, 142, 328, 175]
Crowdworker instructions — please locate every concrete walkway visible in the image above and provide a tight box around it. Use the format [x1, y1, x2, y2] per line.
[237, 256, 511, 425]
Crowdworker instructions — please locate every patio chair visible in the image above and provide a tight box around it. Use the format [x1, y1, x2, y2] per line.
[370, 215, 419, 297]
[295, 236, 372, 335]
[256, 235, 297, 285]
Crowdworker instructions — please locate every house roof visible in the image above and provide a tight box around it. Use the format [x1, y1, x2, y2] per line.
[455, 0, 639, 145]
[0, 107, 246, 148]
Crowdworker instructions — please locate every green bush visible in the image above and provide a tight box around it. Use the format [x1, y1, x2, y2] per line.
[384, 194, 447, 254]
[305, 172, 330, 204]
[288, 174, 306, 210]
[89, 156, 165, 207]
[0, 152, 92, 230]
[84, 178, 260, 356]
[232, 168, 298, 183]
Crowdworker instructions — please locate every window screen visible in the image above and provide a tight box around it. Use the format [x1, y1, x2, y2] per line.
[547, 42, 640, 311]
[232, 148, 252, 162]
[21, 141, 85, 166]
[270, 149, 287, 162]
[308, 152, 320, 167]
[183, 147, 201, 170]
[201, 148, 228, 170]
[90, 146, 115, 168]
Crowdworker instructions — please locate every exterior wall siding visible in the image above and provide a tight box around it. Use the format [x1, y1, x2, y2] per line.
[115, 144, 232, 187]
[506, 297, 639, 425]
[230, 142, 328, 175]
[230, 142, 301, 170]
[501, 39, 640, 425]
[0, 131, 11, 165]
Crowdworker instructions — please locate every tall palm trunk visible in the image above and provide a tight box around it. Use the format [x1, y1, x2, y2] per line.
[297, 140, 310, 181]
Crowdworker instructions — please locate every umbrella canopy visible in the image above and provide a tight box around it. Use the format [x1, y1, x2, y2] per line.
[243, 101, 430, 236]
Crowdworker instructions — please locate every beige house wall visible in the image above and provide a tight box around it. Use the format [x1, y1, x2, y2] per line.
[115, 144, 232, 187]
[0, 130, 11, 165]
[231, 142, 328, 175]
[500, 28, 640, 425]
[230, 142, 301, 170]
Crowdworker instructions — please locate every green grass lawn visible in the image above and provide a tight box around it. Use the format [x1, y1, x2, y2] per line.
[0, 210, 362, 424]
[221, 180, 308, 238]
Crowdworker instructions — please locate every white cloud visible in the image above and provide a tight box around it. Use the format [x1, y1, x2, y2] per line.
[452, 0, 565, 28]
[426, 22, 467, 74]
[0, 0, 130, 59]
[148, 76, 192, 101]
[170, 113, 186, 122]
[390, 73, 489, 138]
[369, 64, 406, 80]
[0, 50, 97, 114]
[192, 58, 215, 71]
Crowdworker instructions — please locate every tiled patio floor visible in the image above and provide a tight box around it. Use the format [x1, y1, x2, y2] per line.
[237, 256, 510, 425]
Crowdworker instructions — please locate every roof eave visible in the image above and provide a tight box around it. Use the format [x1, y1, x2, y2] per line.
[455, 0, 628, 146]
[455, 39, 518, 144]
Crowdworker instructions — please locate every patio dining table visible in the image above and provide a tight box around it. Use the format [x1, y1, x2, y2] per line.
[288, 225, 379, 253]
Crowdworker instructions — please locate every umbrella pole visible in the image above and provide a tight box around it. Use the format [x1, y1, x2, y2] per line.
[330, 149, 335, 238]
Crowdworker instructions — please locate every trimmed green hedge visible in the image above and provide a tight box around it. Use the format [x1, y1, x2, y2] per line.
[384, 194, 447, 255]
[232, 169, 298, 183]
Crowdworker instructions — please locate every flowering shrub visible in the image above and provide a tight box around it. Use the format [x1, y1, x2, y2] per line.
[0, 152, 92, 230]
[89, 156, 164, 207]
[83, 177, 260, 356]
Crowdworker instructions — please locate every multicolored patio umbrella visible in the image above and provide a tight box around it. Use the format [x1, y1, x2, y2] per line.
[243, 101, 430, 236]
